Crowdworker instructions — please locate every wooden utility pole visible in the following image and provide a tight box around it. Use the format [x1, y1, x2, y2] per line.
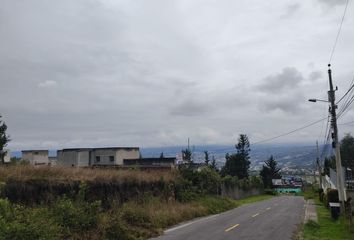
[327, 64, 346, 211]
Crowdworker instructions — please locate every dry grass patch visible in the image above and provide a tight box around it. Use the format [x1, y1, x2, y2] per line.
[0, 165, 177, 182]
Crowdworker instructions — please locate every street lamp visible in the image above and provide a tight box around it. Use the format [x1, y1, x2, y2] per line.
[308, 99, 329, 103]
[309, 65, 347, 213]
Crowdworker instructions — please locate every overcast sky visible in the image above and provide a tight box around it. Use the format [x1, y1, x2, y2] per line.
[1, 0, 354, 150]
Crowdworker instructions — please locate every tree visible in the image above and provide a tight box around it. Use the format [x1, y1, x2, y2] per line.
[323, 156, 336, 176]
[160, 152, 164, 159]
[340, 133, 354, 169]
[221, 134, 251, 179]
[204, 151, 210, 165]
[260, 155, 281, 188]
[182, 148, 192, 163]
[0, 115, 10, 164]
[210, 155, 218, 172]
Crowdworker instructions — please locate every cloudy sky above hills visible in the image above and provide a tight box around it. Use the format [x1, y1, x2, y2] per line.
[1, 0, 354, 150]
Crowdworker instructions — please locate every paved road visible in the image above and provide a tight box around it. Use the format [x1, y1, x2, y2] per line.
[151, 196, 305, 240]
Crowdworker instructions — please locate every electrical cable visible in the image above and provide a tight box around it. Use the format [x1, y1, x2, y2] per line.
[328, 0, 351, 64]
[252, 117, 328, 145]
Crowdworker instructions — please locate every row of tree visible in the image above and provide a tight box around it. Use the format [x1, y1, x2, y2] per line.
[181, 134, 281, 189]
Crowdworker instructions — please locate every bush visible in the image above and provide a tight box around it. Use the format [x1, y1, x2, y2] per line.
[194, 168, 221, 194]
[264, 189, 277, 195]
[175, 189, 199, 202]
[52, 197, 101, 233]
[104, 217, 133, 240]
[0, 199, 61, 240]
[121, 204, 151, 227]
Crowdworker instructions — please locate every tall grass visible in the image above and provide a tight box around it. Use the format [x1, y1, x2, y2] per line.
[0, 165, 177, 182]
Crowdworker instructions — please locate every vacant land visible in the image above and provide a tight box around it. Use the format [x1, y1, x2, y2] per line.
[0, 165, 268, 240]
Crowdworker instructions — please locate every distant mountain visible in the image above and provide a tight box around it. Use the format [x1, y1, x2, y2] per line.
[140, 143, 333, 171]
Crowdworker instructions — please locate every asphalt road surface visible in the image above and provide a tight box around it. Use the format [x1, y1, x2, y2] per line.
[151, 196, 305, 240]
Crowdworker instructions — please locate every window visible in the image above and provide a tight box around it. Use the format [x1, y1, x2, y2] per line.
[96, 156, 100, 162]
[109, 156, 114, 162]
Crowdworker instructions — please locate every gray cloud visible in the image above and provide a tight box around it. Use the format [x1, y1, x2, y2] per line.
[170, 99, 212, 117]
[1, 0, 353, 149]
[256, 67, 304, 93]
[308, 71, 323, 81]
[317, 0, 347, 6]
[259, 94, 305, 114]
[282, 3, 301, 18]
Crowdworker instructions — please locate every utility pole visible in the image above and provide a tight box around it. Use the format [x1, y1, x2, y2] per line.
[316, 140, 322, 189]
[327, 64, 346, 210]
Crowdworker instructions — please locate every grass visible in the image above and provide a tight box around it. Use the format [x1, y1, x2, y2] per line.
[303, 204, 354, 240]
[0, 165, 177, 182]
[300, 185, 354, 240]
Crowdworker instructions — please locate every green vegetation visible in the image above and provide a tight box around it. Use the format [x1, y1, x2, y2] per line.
[323, 133, 354, 175]
[303, 205, 354, 240]
[0, 133, 272, 239]
[0, 191, 274, 240]
[0, 115, 10, 164]
[0, 164, 269, 240]
[340, 133, 354, 169]
[260, 155, 281, 188]
[301, 186, 354, 240]
[221, 134, 251, 179]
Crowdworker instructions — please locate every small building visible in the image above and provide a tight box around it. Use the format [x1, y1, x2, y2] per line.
[57, 147, 140, 167]
[21, 150, 49, 165]
[49, 156, 57, 166]
[3, 149, 11, 163]
[123, 157, 176, 169]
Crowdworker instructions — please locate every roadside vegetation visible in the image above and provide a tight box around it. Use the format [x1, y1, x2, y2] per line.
[0, 163, 270, 240]
[0, 133, 279, 239]
[301, 186, 354, 240]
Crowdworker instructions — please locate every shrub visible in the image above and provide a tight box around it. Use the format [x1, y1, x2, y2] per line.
[121, 203, 151, 227]
[0, 199, 61, 240]
[264, 189, 277, 195]
[104, 217, 133, 240]
[175, 189, 199, 202]
[193, 168, 221, 194]
[52, 197, 101, 233]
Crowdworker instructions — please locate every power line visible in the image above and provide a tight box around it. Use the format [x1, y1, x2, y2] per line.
[252, 117, 328, 145]
[337, 93, 354, 118]
[328, 0, 351, 64]
[336, 81, 354, 104]
[338, 120, 354, 125]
